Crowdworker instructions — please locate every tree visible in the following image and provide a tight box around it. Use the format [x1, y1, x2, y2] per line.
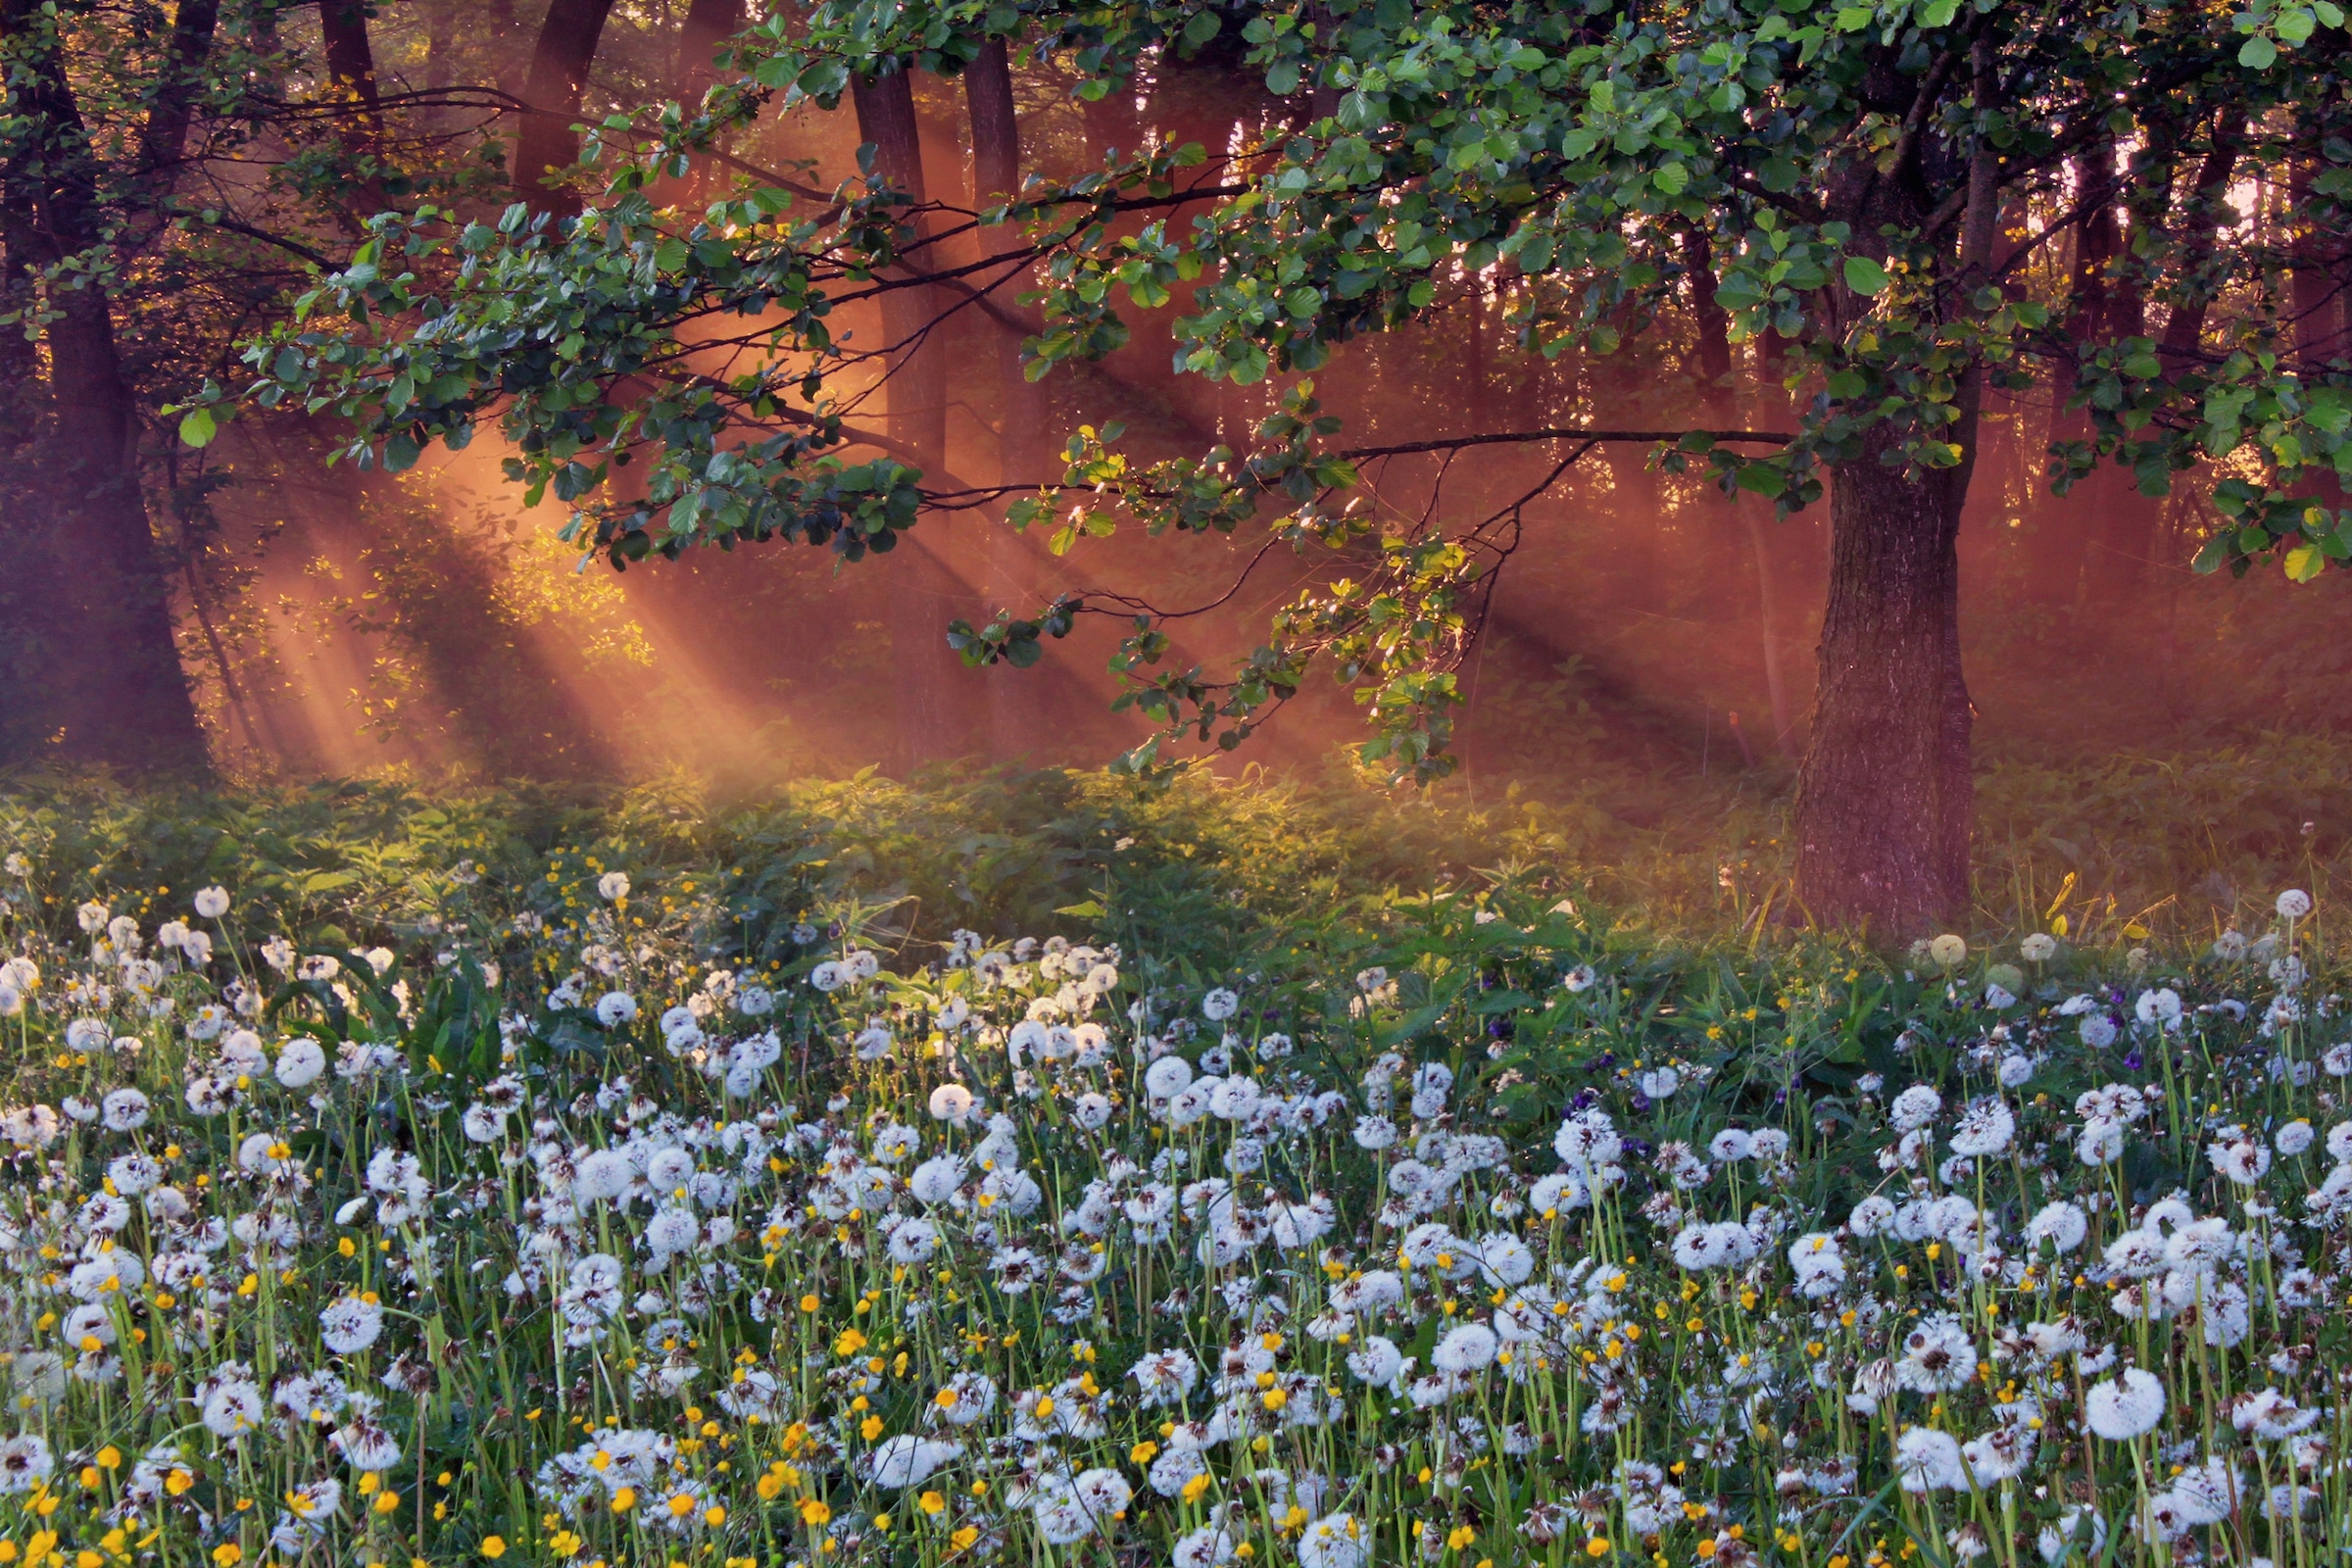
[2, 0, 220, 766]
[212, 0, 2352, 931]
[514, 0, 623, 213]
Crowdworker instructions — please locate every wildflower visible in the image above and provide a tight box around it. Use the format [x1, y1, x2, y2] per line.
[275, 1037, 327, 1089]
[1894, 1429, 1965, 1493]
[1430, 1324, 1498, 1373]
[1948, 1099, 2015, 1156]
[1297, 1515, 1367, 1568]
[1888, 1085, 1941, 1131]
[2084, 1368, 2165, 1441]
[0, 1433, 54, 1494]
[863, 1437, 958, 1490]
[319, 1297, 385, 1354]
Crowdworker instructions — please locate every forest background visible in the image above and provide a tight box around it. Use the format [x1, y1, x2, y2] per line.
[2, 0, 2349, 937]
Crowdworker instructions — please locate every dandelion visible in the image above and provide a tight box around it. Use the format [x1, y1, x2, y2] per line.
[864, 1437, 958, 1489]
[2084, 1368, 2165, 1441]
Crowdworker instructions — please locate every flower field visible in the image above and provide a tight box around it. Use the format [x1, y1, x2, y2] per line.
[0, 816, 2348, 1568]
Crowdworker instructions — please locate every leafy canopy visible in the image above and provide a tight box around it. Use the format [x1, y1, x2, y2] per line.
[197, 0, 2352, 773]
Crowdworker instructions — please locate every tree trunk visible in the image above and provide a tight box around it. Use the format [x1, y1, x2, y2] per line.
[2289, 156, 2344, 368]
[1792, 438, 1971, 932]
[319, 0, 380, 114]
[2155, 107, 2247, 367]
[853, 67, 968, 768]
[2034, 145, 2122, 606]
[965, 35, 1044, 483]
[514, 0, 621, 217]
[0, 0, 208, 768]
[1688, 226, 1793, 751]
[673, 0, 743, 99]
[136, 0, 222, 178]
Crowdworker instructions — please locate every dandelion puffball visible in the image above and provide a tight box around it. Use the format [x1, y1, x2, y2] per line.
[2085, 1367, 2166, 1441]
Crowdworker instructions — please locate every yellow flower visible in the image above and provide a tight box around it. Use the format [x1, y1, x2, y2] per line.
[212, 1548, 241, 1568]
[799, 1500, 831, 1528]
[1587, 1541, 1612, 1558]
[668, 1494, 698, 1518]
[480, 1539, 507, 1559]
[917, 1492, 947, 1516]
[610, 1488, 636, 1513]
[704, 1507, 726, 1529]
[950, 1527, 979, 1551]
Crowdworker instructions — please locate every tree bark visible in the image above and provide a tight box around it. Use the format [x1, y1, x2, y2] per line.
[319, 0, 380, 116]
[1792, 436, 1971, 932]
[0, 0, 209, 768]
[136, 0, 222, 178]
[853, 67, 969, 768]
[2289, 156, 2345, 368]
[964, 36, 1044, 483]
[514, 0, 621, 217]
[2155, 107, 2247, 367]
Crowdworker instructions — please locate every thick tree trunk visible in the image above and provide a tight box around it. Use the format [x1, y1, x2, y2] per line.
[514, 0, 621, 217]
[853, 67, 968, 768]
[1792, 439, 1971, 932]
[0, 0, 208, 768]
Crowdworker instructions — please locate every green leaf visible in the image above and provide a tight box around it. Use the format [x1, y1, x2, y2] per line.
[2238, 33, 2278, 68]
[1652, 162, 1690, 195]
[178, 407, 218, 448]
[1054, 900, 1106, 918]
[1842, 256, 1888, 296]
[2284, 544, 2327, 581]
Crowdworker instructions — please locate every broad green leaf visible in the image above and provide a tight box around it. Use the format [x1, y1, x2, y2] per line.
[1842, 256, 1888, 296]
[178, 407, 218, 448]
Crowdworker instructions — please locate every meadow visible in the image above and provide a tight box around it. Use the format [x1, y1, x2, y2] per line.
[0, 757, 2346, 1568]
